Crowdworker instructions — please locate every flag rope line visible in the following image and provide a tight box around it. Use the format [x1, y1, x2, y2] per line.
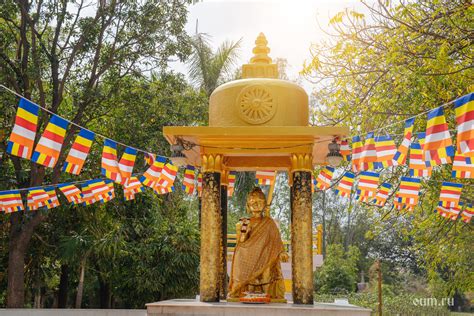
[2, 84, 468, 152]
[0, 85, 329, 152]
[351, 98, 456, 137]
[0, 173, 144, 193]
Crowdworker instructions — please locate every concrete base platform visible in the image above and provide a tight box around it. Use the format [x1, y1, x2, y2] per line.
[146, 299, 372, 316]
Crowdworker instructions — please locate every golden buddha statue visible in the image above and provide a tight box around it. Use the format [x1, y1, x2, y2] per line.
[228, 187, 288, 302]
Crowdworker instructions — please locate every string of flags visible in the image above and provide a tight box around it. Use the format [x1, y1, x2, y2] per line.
[0, 171, 177, 213]
[312, 92, 474, 224]
[1, 84, 474, 224]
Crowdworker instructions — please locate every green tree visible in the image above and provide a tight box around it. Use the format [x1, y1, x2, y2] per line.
[302, 0, 474, 302]
[315, 244, 360, 294]
[187, 33, 241, 96]
[0, 0, 193, 307]
[0, 72, 206, 308]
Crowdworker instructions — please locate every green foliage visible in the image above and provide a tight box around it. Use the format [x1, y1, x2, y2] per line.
[315, 291, 451, 315]
[314, 244, 360, 294]
[303, 0, 474, 301]
[187, 33, 242, 96]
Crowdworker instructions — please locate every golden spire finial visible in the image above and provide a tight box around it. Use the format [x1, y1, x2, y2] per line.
[242, 33, 278, 79]
[250, 33, 272, 64]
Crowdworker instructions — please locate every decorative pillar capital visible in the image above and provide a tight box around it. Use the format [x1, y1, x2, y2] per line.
[201, 154, 224, 173]
[290, 153, 313, 173]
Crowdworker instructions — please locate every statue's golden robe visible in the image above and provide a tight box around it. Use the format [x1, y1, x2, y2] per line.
[228, 217, 286, 298]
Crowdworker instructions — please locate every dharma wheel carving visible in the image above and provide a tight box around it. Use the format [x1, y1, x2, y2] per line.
[237, 85, 276, 124]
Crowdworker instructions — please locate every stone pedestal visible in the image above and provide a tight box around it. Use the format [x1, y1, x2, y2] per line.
[146, 299, 372, 316]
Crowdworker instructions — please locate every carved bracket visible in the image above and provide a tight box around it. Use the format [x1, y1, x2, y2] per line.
[290, 153, 313, 173]
[201, 154, 224, 173]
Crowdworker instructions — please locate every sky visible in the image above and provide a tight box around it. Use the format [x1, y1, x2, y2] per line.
[170, 0, 368, 94]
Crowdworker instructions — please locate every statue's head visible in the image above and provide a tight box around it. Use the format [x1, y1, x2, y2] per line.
[246, 187, 267, 217]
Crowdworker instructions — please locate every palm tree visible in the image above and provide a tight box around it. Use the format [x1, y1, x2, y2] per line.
[187, 33, 242, 96]
[59, 206, 126, 308]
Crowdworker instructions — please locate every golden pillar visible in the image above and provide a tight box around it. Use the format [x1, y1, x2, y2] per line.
[290, 154, 314, 305]
[200, 154, 223, 302]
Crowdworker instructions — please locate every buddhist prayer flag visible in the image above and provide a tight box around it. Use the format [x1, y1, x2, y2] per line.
[351, 136, 363, 172]
[409, 140, 432, 178]
[452, 150, 474, 179]
[87, 179, 112, 203]
[340, 139, 351, 161]
[375, 135, 396, 168]
[153, 179, 174, 194]
[32, 114, 69, 167]
[461, 204, 473, 223]
[81, 179, 112, 205]
[393, 118, 415, 166]
[439, 182, 462, 208]
[311, 173, 316, 193]
[423, 106, 454, 166]
[394, 177, 421, 211]
[228, 171, 236, 197]
[447, 204, 462, 220]
[182, 165, 196, 195]
[103, 180, 115, 202]
[435, 205, 456, 220]
[101, 139, 122, 183]
[81, 181, 99, 206]
[144, 153, 155, 166]
[154, 185, 174, 195]
[359, 133, 379, 171]
[118, 146, 137, 185]
[356, 171, 379, 202]
[316, 166, 334, 190]
[7, 98, 39, 159]
[27, 187, 50, 211]
[158, 163, 178, 188]
[335, 171, 355, 198]
[197, 173, 202, 197]
[436, 203, 462, 220]
[454, 92, 474, 156]
[255, 170, 276, 186]
[44, 187, 60, 209]
[140, 155, 166, 188]
[123, 176, 144, 201]
[63, 128, 95, 175]
[373, 183, 392, 206]
[0, 190, 24, 213]
[57, 183, 83, 204]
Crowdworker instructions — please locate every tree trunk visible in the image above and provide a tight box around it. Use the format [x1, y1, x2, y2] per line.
[33, 280, 41, 308]
[75, 258, 86, 308]
[7, 243, 26, 308]
[7, 212, 44, 308]
[58, 264, 69, 308]
[345, 201, 353, 252]
[98, 275, 111, 308]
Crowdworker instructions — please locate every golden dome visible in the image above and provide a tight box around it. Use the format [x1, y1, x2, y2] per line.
[209, 33, 309, 127]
